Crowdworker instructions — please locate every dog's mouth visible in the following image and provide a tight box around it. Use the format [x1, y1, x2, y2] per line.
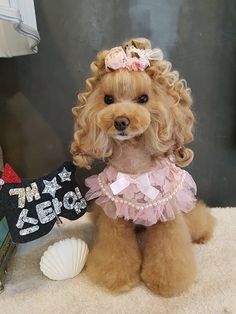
[113, 131, 143, 141]
[118, 131, 127, 137]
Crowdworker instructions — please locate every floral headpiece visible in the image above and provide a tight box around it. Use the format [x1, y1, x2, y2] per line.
[105, 43, 163, 72]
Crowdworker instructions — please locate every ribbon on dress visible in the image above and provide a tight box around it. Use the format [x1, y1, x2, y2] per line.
[110, 172, 159, 200]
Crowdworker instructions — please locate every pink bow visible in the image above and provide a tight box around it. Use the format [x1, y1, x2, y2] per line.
[110, 172, 159, 200]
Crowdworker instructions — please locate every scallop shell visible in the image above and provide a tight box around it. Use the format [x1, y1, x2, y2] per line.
[40, 238, 89, 280]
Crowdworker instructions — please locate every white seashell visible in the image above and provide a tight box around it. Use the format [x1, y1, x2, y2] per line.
[40, 238, 89, 281]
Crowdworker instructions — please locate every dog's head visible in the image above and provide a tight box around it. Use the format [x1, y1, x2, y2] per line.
[71, 38, 194, 169]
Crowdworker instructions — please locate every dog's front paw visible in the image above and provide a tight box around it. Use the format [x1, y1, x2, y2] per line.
[184, 201, 216, 244]
[86, 244, 141, 293]
[141, 255, 196, 297]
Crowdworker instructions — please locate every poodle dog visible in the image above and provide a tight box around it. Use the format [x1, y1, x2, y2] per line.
[71, 38, 215, 297]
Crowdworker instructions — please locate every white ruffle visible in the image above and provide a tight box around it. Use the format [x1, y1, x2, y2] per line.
[0, 0, 40, 57]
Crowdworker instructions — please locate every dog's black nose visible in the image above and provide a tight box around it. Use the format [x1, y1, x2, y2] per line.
[114, 117, 130, 131]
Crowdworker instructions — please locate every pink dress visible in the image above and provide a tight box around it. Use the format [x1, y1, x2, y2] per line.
[85, 158, 197, 227]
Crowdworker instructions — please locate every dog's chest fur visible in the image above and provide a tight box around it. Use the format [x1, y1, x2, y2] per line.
[109, 140, 158, 175]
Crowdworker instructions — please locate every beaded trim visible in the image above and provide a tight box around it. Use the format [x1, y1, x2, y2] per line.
[97, 170, 186, 211]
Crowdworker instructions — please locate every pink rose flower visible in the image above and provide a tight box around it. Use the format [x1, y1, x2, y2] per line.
[125, 46, 150, 71]
[105, 47, 127, 71]
[125, 57, 145, 71]
[105, 45, 150, 72]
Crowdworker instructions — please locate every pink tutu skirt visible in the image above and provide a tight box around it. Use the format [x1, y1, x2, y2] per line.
[85, 158, 197, 226]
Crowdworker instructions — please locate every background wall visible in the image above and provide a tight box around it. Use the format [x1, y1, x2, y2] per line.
[0, 0, 235, 206]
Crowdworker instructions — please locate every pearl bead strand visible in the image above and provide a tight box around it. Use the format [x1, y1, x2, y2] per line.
[97, 171, 186, 211]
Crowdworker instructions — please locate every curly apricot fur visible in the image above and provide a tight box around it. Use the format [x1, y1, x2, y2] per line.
[71, 38, 215, 296]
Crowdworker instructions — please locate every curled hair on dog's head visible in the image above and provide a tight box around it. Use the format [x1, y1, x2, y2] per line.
[71, 38, 194, 169]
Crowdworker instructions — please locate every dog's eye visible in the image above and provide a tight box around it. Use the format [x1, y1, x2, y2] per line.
[104, 95, 114, 105]
[137, 94, 149, 104]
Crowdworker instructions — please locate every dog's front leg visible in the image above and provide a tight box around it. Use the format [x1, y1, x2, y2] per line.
[86, 209, 141, 292]
[184, 201, 215, 244]
[141, 213, 196, 297]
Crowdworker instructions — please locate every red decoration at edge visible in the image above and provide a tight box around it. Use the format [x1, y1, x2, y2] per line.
[0, 163, 21, 190]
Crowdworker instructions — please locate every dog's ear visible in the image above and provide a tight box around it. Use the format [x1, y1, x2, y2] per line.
[146, 92, 194, 168]
[70, 50, 112, 169]
[171, 90, 195, 167]
[146, 56, 195, 167]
